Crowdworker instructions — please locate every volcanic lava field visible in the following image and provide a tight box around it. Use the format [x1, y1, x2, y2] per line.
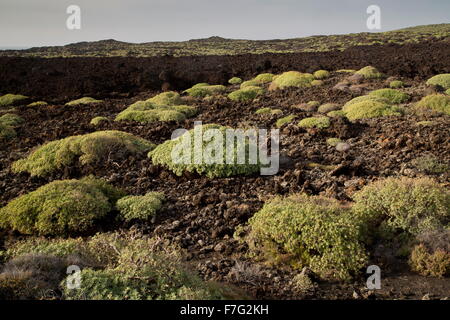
[0, 35, 449, 300]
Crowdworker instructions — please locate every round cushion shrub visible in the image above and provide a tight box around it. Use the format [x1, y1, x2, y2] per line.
[0, 94, 29, 107]
[228, 86, 264, 102]
[90, 116, 108, 126]
[148, 124, 262, 178]
[389, 80, 404, 89]
[27, 101, 48, 107]
[228, 77, 242, 85]
[0, 177, 125, 236]
[117, 192, 165, 222]
[355, 66, 384, 79]
[253, 73, 275, 84]
[270, 71, 314, 90]
[184, 85, 226, 98]
[298, 116, 330, 129]
[147, 91, 182, 105]
[12, 130, 155, 177]
[368, 88, 409, 104]
[318, 103, 340, 114]
[65, 97, 102, 106]
[313, 70, 330, 80]
[352, 177, 450, 237]
[244, 194, 368, 280]
[415, 94, 450, 115]
[409, 244, 450, 278]
[343, 99, 403, 121]
[276, 115, 295, 128]
[426, 74, 450, 90]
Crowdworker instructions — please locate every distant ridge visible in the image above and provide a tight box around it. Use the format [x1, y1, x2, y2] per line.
[1, 23, 448, 58]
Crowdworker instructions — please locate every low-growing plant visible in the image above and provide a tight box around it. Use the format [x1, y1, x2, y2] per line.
[426, 74, 450, 90]
[389, 80, 404, 89]
[228, 86, 264, 102]
[269, 71, 314, 90]
[0, 94, 28, 107]
[298, 116, 330, 129]
[27, 101, 48, 107]
[343, 98, 403, 121]
[355, 66, 384, 79]
[184, 85, 226, 98]
[276, 115, 295, 128]
[318, 103, 340, 114]
[409, 244, 450, 277]
[12, 130, 155, 177]
[148, 124, 262, 178]
[352, 177, 450, 238]
[147, 91, 182, 105]
[255, 107, 272, 115]
[368, 88, 409, 104]
[311, 80, 324, 86]
[446, 88, 450, 95]
[0, 177, 125, 236]
[327, 110, 345, 117]
[90, 116, 108, 126]
[117, 192, 165, 222]
[65, 97, 102, 106]
[411, 154, 449, 174]
[253, 73, 275, 84]
[326, 137, 342, 146]
[415, 94, 450, 115]
[244, 194, 368, 280]
[240, 80, 260, 89]
[0, 113, 23, 141]
[313, 70, 330, 79]
[228, 77, 242, 85]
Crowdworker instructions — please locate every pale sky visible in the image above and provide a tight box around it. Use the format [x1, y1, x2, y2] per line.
[0, 0, 449, 47]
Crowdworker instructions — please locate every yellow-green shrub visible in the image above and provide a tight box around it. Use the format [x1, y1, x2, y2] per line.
[244, 194, 367, 280]
[147, 91, 182, 105]
[117, 192, 165, 222]
[426, 74, 450, 89]
[0, 113, 23, 141]
[90, 116, 108, 126]
[355, 66, 384, 79]
[353, 177, 450, 237]
[389, 80, 404, 89]
[228, 77, 242, 85]
[0, 177, 125, 236]
[313, 70, 330, 79]
[0, 94, 28, 107]
[410, 244, 450, 277]
[298, 116, 330, 129]
[343, 99, 403, 120]
[228, 86, 264, 102]
[148, 124, 262, 178]
[27, 101, 48, 107]
[270, 71, 314, 89]
[12, 130, 155, 177]
[184, 85, 226, 98]
[415, 94, 450, 115]
[65, 97, 102, 106]
[276, 115, 295, 128]
[368, 88, 409, 104]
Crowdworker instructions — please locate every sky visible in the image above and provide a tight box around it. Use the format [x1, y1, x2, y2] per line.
[0, 0, 449, 48]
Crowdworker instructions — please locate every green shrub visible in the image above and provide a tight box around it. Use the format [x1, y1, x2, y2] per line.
[117, 192, 165, 222]
[228, 77, 242, 85]
[313, 70, 330, 79]
[353, 177, 450, 237]
[0, 94, 28, 107]
[270, 71, 314, 90]
[318, 103, 340, 114]
[416, 120, 435, 126]
[65, 97, 102, 106]
[311, 80, 324, 86]
[90, 116, 108, 126]
[336, 69, 356, 73]
[426, 74, 450, 89]
[389, 80, 404, 89]
[240, 80, 260, 89]
[244, 194, 367, 280]
[298, 116, 330, 129]
[255, 107, 272, 115]
[412, 154, 449, 174]
[446, 88, 450, 95]
[326, 138, 342, 146]
[0, 177, 125, 236]
[228, 86, 264, 102]
[148, 124, 262, 178]
[343, 99, 403, 121]
[355, 66, 384, 79]
[327, 110, 345, 117]
[12, 130, 155, 177]
[184, 85, 226, 98]
[116, 100, 197, 123]
[368, 88, 409, 104]
[61, 232, 225, 300]
[27, 101, 48, 107]
[415, 94, 450, 115]
[253, 73, 275, 84]
[148, 91, 182, 105]
[410, 244, 450, 277]
[0, 113, 23, 141]
[276, 115, 295, 128]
